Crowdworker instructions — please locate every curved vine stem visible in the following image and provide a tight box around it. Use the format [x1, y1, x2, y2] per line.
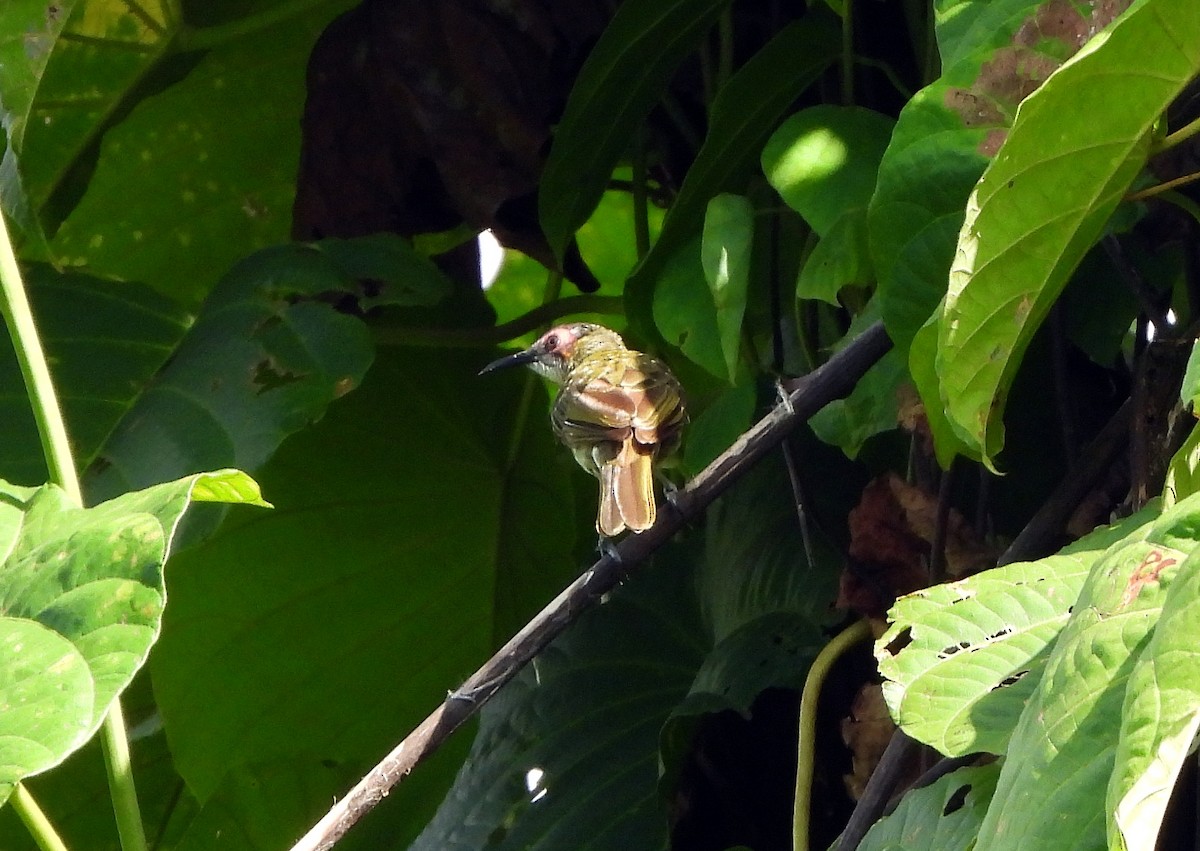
[792, 619, 872, 851]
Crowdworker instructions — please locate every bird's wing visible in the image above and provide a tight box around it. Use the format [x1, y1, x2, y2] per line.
[552, 358, 685, 449]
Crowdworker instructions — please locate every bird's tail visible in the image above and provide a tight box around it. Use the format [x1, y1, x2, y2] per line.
[598, 440, 656, 536]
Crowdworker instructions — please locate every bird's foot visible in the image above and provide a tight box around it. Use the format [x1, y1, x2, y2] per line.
[595, 534, 623, 565]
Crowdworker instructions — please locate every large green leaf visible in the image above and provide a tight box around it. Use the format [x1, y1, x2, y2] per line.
[762, 106, 894, 237]
[1108, 544, 1200, 850]
[973, 491, 1200, 849]
[855, 762, 1001, 851]
[0, 470, 266, 803]
[149, 344, 579, 845]
[0, 0, 156, 248]
[871, 0, 1139, 359]
[46, 3, 353, 304]
[878, 507, 1158, 756]
[0, 674, 200, 851]
[86, 236, 448, 504]
[935, 0, 1200, 465]
[0, 265, 190, 487]
[538, 0, 730, 262]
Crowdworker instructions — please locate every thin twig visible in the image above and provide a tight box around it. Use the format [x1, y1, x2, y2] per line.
[1000, 399, 1133, 566]
[1102, 235, 1171, 335]
[832, 730, 921, 851]
[288, 322, 894, 851]
[928, 461, 955, 585]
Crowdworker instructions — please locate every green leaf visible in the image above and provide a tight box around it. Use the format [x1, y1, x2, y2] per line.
[1164, 421, 1200, 509]
[0, 470, 265, 803]
[701, 194, 754, 382]
[908, 315, 975, 468]
[653, 235, 728, 381]
[625, 11, 840, 336]
[47, 6, 349, 304]
[538, 0, 731, 261]
[974, 491, 1200, 849]
[0, 0, 139, 248]
[85, 237, 445, 503]
[935, 0, 1200, 466]
[878, 506, 1158, 756]
[173, 760, 355, 851]
[870, 0, 1137, 354]
[796, 208, 872, 304]
[762, 105, 894, 236]
[0, 265, 190, 487]
[1108, 543, 1200, 851]
[809, 347, 904, 459]
[682, 381, 756, 475]
[856, 762, 1001, 851]
[413, 562, 703, 851]
[1179, 339, 1200, 408]
[150, 345, 578, 846]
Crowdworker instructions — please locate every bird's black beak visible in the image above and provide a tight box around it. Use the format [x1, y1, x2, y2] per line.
[478, 347, 539, 376]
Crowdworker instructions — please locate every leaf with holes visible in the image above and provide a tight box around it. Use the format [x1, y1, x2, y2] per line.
[935, 0, 1200, 466]
[0, 470, 267, 803]
[86, 237, 450, 506]
[857, 762, 1001, 851]
[877, 506, 1157, 756]
[974, 490, 1200, 849]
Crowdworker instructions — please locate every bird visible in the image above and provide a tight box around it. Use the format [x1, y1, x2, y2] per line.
[479, 322, 686, 537]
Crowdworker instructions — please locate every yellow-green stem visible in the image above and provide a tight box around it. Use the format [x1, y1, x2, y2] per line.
[0, 212, 81, 505]
[11, 784, 69, 851]
[102, 700, 149, 851]
[793, 619, 872, 851]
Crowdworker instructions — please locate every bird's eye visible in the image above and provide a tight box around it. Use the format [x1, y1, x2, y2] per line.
[545, 334, 559, 349]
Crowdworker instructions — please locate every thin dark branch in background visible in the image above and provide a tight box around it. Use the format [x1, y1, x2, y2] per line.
[1000, 399, 1133, 566]
[928, 461, 955, 585]
[1050, 302, 1079, 468]
[781, 439, 817, 571]
[289, 322, 895, 851]
[903, 753, 982, 800]
[974, 466, 992, 540]
[833, 730, 921, 851]
[1103, 235, 1172, 335]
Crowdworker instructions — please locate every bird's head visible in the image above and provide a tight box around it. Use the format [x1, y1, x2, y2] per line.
[479, 323, 623, 385]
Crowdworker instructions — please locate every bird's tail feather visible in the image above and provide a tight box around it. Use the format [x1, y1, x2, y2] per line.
[598, 441, 655, 536]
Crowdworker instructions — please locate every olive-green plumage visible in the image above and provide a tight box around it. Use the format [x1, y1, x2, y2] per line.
[480, 323, 686, 536]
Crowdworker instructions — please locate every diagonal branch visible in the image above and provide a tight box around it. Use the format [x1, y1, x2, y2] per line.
[289, 321, 894, 851]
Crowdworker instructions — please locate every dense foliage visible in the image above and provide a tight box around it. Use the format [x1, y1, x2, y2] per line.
[1, 1, 1199, 850]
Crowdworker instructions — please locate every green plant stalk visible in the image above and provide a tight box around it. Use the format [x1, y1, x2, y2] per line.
[102, 700, 149, 851]
[1157, 113, 1200, 153]
[11, 783, 69, 851]
[0, 212, 82, 506]
[0, 211, 147, 851]
[792, 619, 872, 851]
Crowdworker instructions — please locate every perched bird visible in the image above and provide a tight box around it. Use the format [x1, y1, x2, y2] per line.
[480, 323, 686, 536]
